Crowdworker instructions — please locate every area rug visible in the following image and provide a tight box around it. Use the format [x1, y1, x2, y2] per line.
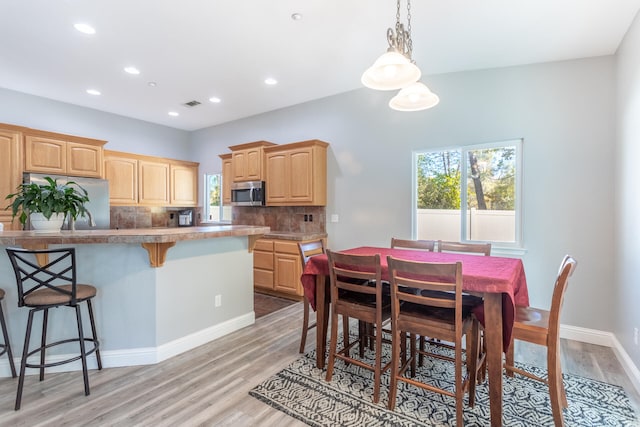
[249, 337, 639, 426]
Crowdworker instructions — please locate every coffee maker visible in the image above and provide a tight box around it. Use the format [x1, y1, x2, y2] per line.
[178, 209, 194, 227]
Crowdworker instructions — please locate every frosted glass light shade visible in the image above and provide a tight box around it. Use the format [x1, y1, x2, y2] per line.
[361, 51, 421, 90]
[389, 81, 440, 111]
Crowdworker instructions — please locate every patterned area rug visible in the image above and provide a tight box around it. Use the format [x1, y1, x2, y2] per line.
[249, 338, 638, 426]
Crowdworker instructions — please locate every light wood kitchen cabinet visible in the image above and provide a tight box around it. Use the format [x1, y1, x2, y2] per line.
[219, 153, 232, 204]
[0, 124, 24, 230]
[105, 150, 199, 207]
[253, 238, 315, 299]
[264, 140, 328, 206]
[170, 162, 198, 206]
[138, 159, 170, 206]
[104, 151, 138, 205]
[229, 141, 276, 182]
[24, 131, 105, 178]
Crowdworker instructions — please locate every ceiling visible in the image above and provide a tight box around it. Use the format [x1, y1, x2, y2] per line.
[1, 1, 639, 131]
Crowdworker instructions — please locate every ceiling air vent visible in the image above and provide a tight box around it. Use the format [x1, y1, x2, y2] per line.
[183, 100, 202, 108]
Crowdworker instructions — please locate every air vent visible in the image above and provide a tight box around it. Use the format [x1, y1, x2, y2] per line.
[183, 100, 202, 108]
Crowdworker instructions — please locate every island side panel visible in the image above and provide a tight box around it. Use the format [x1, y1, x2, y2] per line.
[155, 236, 254, 349]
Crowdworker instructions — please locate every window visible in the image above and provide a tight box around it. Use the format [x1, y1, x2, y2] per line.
[204, 174, 231, 223]
[413, 139, 522, 248]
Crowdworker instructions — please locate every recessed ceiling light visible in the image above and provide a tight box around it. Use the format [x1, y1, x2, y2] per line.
[168, 111, 179, 117]
[124, 66, 140, 75]
[291, 13, 303, 21]
[209, 97, 221, 103]
[86, 89, 101, 96]
[264, 78, 278, 85]
[148, 82, 157, 87]
[74, 23, 96, 35]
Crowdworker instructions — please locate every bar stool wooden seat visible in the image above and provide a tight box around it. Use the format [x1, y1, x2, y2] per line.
[6, 247, 102, 410]
[0, 288, 17, 378]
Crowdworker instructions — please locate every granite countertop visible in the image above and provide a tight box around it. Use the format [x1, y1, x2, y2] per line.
[0, 225, 271, 246]
[263, 230, 328, 241]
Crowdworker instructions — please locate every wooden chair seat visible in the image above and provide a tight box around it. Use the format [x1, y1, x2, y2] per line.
[23, 284, 97, 306]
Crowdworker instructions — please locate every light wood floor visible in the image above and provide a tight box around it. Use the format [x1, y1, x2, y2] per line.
[0, 302, 638, 426]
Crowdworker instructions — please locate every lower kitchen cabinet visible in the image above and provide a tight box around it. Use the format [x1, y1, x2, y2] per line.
[253, 238, 308, 299]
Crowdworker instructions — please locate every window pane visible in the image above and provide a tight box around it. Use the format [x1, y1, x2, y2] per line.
[204, 174, 231, 223]
[416, 150, 462, 241]
[465, 146, 516, 242]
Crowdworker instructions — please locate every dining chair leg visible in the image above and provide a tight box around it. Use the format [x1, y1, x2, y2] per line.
[468, 321, 479, 407]
[455, 338, 463, 426]
[342, 316, 351, 361]
[388, 326, 400, 410]
[548, 345, 566, 426]
[418, 335, 425, 366]
[373, 320, 382, 404]
[299, 297, 310, 353]
[325, 308, 340, 382]
[505, 336, 515, 377]
[410, 333, 417, 377]
[0, 303, 17, 378]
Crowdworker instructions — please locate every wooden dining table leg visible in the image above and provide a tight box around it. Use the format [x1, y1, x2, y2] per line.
[315, 274, 328, 369]
[484, 293, 504, 427]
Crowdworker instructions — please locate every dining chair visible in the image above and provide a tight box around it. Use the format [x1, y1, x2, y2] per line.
[414, 240, 490, 378]
[390, 238, 436, 251]
[437, 240, 492, 256]
[298, 240, 355, 356]
[6, 247, 102, 410]
[386, 256, 479, 425]
[325, 250, 391, 404]
[504, 255, 577, 427]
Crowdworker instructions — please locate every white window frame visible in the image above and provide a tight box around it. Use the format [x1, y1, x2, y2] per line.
[411, 139, 523, 253]
[203, 173, 231, 224]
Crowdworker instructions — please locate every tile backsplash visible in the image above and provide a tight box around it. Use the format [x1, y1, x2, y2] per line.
[110, 206, 197, 229]
[232, 206, 325, 233]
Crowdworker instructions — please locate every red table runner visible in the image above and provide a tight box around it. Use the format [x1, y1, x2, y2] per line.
[300, 246, 529, 348]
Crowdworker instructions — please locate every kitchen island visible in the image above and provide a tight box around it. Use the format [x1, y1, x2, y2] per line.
[0, 225, 269, 377]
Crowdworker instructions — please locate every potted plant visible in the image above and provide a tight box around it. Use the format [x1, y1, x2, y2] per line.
[5, 176, 90, 232]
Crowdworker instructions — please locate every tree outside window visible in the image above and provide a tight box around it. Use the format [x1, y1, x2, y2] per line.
[415, 140, 522, 246]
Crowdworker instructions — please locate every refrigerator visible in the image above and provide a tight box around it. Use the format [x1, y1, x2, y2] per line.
[23, 173, 110, 230]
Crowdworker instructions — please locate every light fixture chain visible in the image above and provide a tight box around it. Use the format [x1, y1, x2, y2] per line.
[406, 0, 413, 58]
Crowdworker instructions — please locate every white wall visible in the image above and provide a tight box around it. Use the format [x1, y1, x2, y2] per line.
[0, 87, 191, 160]
[191, 57, 617, 335]
[616, 11, 640, 367]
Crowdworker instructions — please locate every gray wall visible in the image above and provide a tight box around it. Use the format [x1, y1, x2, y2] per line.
[192, 57, 617, 336]
[0, 87, 190, 160]
[616, 12, 640, 367]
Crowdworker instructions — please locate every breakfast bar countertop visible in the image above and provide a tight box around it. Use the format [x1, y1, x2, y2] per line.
[0, 225, 271, 246]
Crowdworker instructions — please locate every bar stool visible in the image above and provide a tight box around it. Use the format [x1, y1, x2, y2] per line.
[5, 247, 102, 410]
[0, 288, 17, 378]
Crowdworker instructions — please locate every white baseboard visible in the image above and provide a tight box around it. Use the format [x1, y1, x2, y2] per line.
[0, 312, 255, 378]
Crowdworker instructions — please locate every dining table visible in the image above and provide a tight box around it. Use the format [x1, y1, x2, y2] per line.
[300, 246, 529, 427]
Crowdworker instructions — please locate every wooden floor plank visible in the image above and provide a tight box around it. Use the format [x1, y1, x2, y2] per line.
[0, 300, 637, 426]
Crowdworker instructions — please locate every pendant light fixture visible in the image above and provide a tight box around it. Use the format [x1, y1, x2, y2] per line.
[361, 0, 439, 111]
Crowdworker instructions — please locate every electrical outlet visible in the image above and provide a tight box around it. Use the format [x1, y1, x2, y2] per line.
[634, 327, 639, 345]
[331, 214, 339, 223]
[303, 214, 308, 222]
[309, 214, 313, 222]
[215, 294, 222, 307]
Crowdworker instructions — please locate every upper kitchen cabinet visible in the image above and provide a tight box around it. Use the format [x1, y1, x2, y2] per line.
[0, 124, 24, 230]
[219, 153, 232, 204]
[264, 140, 328, 206]
[229, 141, 276, 182]
[104, 150, 198, 207]
[169, 161, 199, 206]
[24, 130, 106, 178]
[104, 151, 138, 205]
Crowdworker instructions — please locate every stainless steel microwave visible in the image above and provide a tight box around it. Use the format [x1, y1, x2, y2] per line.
[231, 180, 266, 206]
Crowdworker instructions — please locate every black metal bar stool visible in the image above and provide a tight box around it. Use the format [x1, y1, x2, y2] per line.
[0, 288, 17, 378]
[5, 247, 102, 410]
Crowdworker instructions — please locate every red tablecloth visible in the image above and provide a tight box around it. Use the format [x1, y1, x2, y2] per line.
[300, 246, 529, 348]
